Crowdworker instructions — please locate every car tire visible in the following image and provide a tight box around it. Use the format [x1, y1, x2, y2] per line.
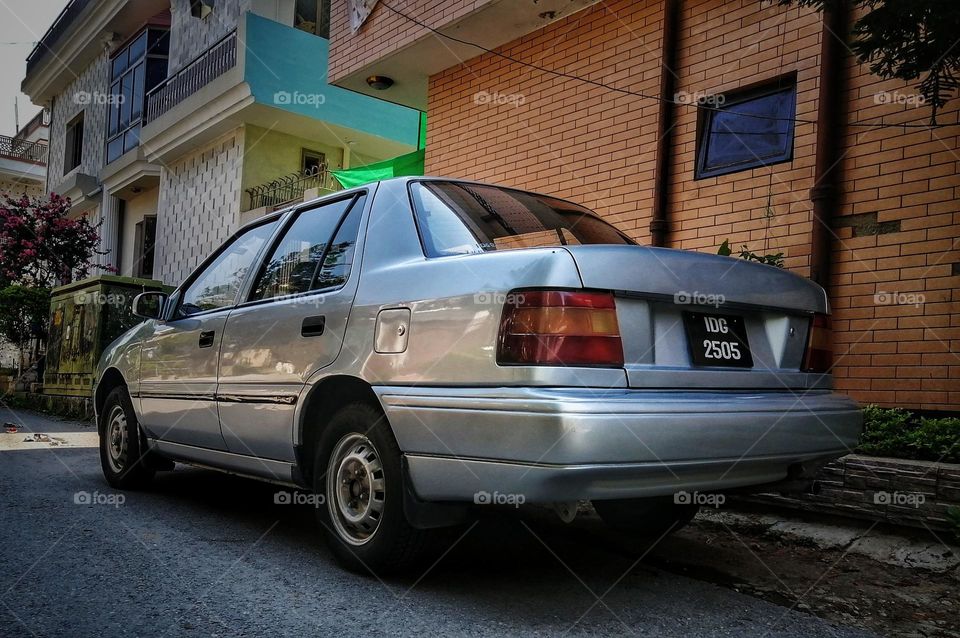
[593, 496, 699, 538]
[98, 386, 155, 490]
[314, 401, 435, 575]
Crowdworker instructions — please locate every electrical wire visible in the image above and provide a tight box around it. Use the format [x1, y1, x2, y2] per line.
[378, 1, 959, 130]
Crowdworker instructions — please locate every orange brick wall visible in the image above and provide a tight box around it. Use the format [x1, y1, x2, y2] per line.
[328, 0, 489, 83]
[829, 25, 960, 410]
[427, 0, 665, 240]
[368, 0, 959, 411]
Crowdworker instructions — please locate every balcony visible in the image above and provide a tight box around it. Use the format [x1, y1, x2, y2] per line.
[145, 31, 238, 123]
[140, 12, 421, 167]
[246, 167, 338, 210]
[0, 136, 47, 165]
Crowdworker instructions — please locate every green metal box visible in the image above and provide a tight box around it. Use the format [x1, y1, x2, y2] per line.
[43, 275, 170, 397]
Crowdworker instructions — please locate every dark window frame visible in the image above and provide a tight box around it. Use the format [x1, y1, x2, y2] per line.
[63, 112, 84, 174]
[301, 148, 326, 175]
[694, 75, 798, 180]
[106, 26, 169, 165]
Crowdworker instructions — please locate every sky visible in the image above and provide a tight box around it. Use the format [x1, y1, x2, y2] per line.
[0, 0, 68, 136]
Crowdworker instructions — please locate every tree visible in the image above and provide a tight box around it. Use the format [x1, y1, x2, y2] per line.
[0, 193, 105, 367]
[778, 0, 960, 124]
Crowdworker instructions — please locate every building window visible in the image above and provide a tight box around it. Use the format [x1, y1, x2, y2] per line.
[695, 77, 797, 180]
[106, 27, 169, 164]
[133, 215, 157, 279]
[295, 0, 330, 38]
[190, 0, 215, 19]
[302, 149, 326, 175]
[64, 112, 84, 173]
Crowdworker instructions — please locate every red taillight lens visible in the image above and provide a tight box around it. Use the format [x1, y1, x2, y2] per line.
[497, 290, 624, 366]
[802, 313, 832, 373]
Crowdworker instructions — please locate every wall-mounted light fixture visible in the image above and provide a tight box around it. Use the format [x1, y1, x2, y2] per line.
[366, 75, 394, 90]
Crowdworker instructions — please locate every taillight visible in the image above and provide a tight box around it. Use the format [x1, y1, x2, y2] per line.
[497, 290, 623, 366]
[802, 313, 832, 373]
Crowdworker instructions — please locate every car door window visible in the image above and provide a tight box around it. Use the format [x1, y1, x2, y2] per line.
[251, 195, 364, 301]
[315, 194, 365, 289]
[178, 221, 278, 317]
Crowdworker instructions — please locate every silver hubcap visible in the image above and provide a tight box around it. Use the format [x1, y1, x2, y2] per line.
[326, 434, 385, 546]
[106, 405, 128, 473]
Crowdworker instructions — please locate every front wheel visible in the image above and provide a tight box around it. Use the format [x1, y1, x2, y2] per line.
[314, 402, 436, 574]
[98, 386, 154, 489]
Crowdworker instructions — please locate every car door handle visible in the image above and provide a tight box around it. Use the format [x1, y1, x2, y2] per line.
[198, 330, 215, 348]
[301, 315, 325, 337]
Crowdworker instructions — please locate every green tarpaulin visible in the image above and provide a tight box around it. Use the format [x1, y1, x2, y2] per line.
[331, 148, 426, 189]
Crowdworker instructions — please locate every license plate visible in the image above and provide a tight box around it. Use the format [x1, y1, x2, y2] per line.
[682, 311, 753, 368]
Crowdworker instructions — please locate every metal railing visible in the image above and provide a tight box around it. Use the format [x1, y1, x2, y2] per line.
[26, 0, 92, 76]
[246, 167, 337, 210]
[145, 30, 238, 123]
[0, 135, 48, 165]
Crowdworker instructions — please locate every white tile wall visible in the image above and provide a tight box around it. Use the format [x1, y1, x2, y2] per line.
[154, 128, 246, 285]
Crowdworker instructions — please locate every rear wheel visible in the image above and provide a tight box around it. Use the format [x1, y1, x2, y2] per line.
[593, 496, 698, 538]
[98, 386, 155, 489]
[314, 402, 436, 574]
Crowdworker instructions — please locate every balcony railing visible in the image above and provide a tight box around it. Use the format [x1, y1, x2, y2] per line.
[14, 110, 51, 143]
[246, 167, 337, 210]
[0, 136, 48, 165]
[26, 0, 92, 76]
[145, 30, 238, 123]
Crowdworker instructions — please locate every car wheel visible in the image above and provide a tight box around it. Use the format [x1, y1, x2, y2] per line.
[593, 496, 699, 538]
[99, 386, 155, 490]
[314, 401, 434, 574]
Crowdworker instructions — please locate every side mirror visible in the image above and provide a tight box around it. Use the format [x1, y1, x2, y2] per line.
[132, 291, 167, 320]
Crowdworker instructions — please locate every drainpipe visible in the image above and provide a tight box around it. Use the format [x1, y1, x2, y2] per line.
[809, 1, 848, 287]
[649, 0, 680, 247]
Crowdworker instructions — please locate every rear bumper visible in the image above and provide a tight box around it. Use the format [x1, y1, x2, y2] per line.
[375, 386, 862, 503]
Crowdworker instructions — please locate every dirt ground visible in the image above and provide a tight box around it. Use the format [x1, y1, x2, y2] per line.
[630, 510, 960, 638]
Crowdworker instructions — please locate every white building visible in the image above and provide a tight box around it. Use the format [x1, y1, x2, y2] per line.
[22, 0, 422, 286]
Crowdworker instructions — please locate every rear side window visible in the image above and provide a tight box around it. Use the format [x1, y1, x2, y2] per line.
[409, 181, 633, 257]
[250, 194, 364, 301]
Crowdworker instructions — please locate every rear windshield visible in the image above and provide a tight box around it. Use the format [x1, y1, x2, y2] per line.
[409, 181, 634, 257]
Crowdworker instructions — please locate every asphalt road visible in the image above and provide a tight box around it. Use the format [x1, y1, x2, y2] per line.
[0, 408, 874, 638]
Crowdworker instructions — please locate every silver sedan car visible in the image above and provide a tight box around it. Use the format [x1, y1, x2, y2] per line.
[94, 177, 861, 572]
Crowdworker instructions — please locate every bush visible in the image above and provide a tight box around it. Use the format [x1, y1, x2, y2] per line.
[856, 405, 960, 464]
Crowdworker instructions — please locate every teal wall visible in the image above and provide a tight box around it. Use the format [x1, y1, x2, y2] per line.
[243, 12, 421, 146]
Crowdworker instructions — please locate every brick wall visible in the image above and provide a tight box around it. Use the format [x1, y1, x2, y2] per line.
[154, 128, 245, 285]
[830, 32, 960, 410]
[328, 0, 488, 83]
[422, 0, 960, 410]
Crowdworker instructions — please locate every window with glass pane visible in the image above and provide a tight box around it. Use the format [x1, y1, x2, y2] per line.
[251, 197, 357, 301]
[695, 79, 797, 179]
[106, 28, 169, 164]
[315, 194, 365, 289]
[178, 221, 278, 317]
